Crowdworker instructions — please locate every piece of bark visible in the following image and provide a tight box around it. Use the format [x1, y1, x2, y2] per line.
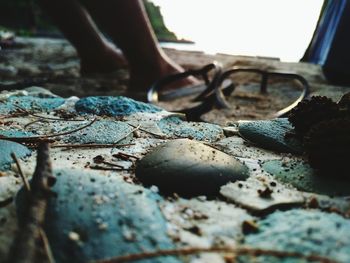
[7, 142, 55, 263]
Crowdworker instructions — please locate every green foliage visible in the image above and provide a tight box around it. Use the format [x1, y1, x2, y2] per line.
[0, 0, 178, 41]
[143, 0, 178, 41]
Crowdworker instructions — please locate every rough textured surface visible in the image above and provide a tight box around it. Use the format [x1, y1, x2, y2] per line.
[75, 96, 162, 116]
[160, 198, 253, 261]
[238, 118, 303, 154]
[157, 116, 224, 142]
[0, 139, 31, 171]
[1, 37, 350, 263]
[0, 129, 35, 137]
[0, 176, 21, 205]
[215, 136, 280, 161]
[288, 96, 340, 135]
[0, 95, 65, 114]
[242, 209, 350, 263]
[136, 139, 249, 196]
[221, 178, 304, 212]
[0, 204, 18, 259]
[263, 159, 350, 196]
[62, 120, 134, 144]
[24, 86, 60, 98]
[24, 169, 179, 263]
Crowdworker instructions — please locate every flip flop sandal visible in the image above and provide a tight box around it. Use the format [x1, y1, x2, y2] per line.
[147, 62, 223, 103]
[147, 62, 236, 121]
[180, 79, 235, 121]
[214, 67, 310, 118]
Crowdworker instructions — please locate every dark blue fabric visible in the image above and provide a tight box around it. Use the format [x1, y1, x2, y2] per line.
[306, 0, 347, 65]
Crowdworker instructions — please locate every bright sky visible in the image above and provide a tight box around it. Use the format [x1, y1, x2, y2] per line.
[151, 0, 324, 61]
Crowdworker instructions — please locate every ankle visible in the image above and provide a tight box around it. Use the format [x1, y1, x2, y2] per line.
[79, 46, 127, 75]
[128, 59, 199, 92]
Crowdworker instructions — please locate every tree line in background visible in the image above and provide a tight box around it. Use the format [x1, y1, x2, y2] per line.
[0, 0, 178, 41]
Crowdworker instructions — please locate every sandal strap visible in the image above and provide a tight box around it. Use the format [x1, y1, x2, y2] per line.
[182, 81, 235, 121]
[214, 67, 310, 117]
[147, 62, 222, 103]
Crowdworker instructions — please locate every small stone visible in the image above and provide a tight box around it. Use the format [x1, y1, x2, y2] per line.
[257, 187, 273, 198]
[98, 222, 109, 231]
[150, 185, 159, 193]
[133, 130, 141, 138]
[93, 155, 105, 164]
[68, 231, 80, 242]
[242, 220, 259, 235]
[308, 197, 319, 208]
[136, 139, 249, 196]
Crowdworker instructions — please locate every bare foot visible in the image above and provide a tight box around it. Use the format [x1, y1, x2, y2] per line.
[80, 45, 128, 75]
[129, 59, 200, 92]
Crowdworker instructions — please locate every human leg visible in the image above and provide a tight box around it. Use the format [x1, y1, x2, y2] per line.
[37, 0, 127, 74]
[82, 0, 197, 91]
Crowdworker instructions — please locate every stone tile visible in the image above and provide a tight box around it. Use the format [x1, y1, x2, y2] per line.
[62, 120, 134, 144]
[75, 96, 163, 116]
[157, 116, 224, 142]
[221, 177, 304, 213]
[0, 95, 65, 115]
[16, 169, 179, 263]
[263, 159, 350, 196]
[242, 209, 350, 262]
[0, 139, 31, 171]
[238, 118, 303, 154]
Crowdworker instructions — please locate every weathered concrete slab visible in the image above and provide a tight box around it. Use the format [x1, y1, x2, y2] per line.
[215, 136, 281, 161]
[75, 96, 163, 116]
[0, 95, 65, 114]
[0, 139, 31, 171]
[157, 116, 224, 142]
[17, 169, 179, 263]
[242, 209, 350, 263]
[263, 159, 350, 196]
[62, 120, 134, 144]
[221, 178, 304, 212]
[0, 129, 35, 137]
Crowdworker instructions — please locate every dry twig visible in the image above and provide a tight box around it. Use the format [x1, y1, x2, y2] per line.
[116, 124, 141, 144]
[51, 143, 135, 149]
[39, 228, 55, 263]
[127, 123, 168, 139]
[89, 165, 133, 172]
[24, 119, 49, 129]
[113, 152, 139, 160]
[10, 152, 31, 191]
[13, 105, 84, 121]
[0, 118, 96, 143]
